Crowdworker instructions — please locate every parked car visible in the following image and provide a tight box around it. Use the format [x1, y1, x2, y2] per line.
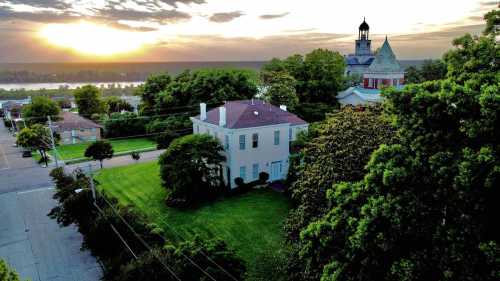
[22, 150, 32, 158]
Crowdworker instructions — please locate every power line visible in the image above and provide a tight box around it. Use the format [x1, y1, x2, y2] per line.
[94, 187, 217, 281]
[147, 207, 240, 281]
[87, 168, 182, 281]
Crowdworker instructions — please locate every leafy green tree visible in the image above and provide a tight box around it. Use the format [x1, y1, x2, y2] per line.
[263, 72, 299, 110]
[0, 259, 21, 281]
[74, 85, 107, 117]
[159, 134, 225, 207]
[163, 69, 258, 110]
[285, 108, 395, 244]
[16, 124, 55, 166]
[297, 18, 499, 281]
[483, 8, 499, 36]
[262, 49, 345, 105]
[404, 65, 422, 84]
[115, 237, 246, 281]
[105, 96, 133, 113]
[302, 49, 346, 104]
[140, 73, 172, 115]
[104, 112, 147, 138]
[84, 141, 114, 168]
[22, 96, 60, 124]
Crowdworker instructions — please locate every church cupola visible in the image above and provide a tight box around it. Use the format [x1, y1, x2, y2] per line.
[354, 17, 372, 57]
[359, 17, 369, 40]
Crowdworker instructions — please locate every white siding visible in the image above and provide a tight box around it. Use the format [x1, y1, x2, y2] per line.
[191, 118, 308, 188]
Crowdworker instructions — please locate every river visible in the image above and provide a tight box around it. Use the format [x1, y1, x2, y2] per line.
[0, 81, 144, 91]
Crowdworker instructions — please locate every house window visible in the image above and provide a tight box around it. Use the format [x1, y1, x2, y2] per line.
[225, 135, 229, 150]
[239, 135, 246, 150]
[252, 163, 259, 180]
[252, 133, 259, 148]
[274, 130, 280, 145]
[240, 166, 246, 181]
[289, 128, 293, 141]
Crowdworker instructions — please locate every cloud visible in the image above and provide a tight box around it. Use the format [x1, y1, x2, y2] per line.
[259, 12, 290, 20]
[94, 7, 191, 24]
[0, 6, 79, 23]
[209, 11, 244, 23]
[0, 0, 72, 9]
[157, 0, 207, 7]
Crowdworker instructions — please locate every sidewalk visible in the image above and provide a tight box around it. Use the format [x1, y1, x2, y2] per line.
[64, 149, 165, 173]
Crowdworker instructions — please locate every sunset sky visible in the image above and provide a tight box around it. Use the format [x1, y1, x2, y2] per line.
[0, 0, 497, 62]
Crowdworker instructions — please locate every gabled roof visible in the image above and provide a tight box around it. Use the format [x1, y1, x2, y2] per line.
[368, 37, 403, 73]
[54, 112, 102, 131]
[195, 100, 307, 129]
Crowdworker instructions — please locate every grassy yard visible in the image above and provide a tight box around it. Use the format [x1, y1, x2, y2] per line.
[95, 161, 290, 276]
[53, 137, 156, 160]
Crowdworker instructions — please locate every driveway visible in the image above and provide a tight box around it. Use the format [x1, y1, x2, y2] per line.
[0, 188, 101, 281]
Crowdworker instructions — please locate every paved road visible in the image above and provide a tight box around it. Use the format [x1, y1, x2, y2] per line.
[0, 123, 52, 194]
[65, 149, 165, 174]
[0, 123, 101, 280]
[0, 188, 101, 281]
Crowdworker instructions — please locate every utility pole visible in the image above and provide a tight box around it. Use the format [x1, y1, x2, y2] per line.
[47, 116, 59, 168]
[88, 163, 96, 202]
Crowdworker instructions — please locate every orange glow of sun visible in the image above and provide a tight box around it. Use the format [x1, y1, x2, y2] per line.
[39, 21, 156, 56]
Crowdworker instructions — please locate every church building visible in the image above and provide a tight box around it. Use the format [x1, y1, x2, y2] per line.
[338, 19, 405, 106]
[345, 18, 375, 76]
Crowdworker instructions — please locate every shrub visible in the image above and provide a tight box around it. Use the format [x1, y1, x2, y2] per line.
[234, 177, 244, 187]
[258, 172, 269, 183]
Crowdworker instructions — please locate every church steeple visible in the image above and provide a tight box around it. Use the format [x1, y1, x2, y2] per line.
[359, 17, 370, 40]
[355, 18, 372, 56]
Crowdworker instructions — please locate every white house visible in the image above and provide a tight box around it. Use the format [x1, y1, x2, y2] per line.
[190, 100, 308, 188]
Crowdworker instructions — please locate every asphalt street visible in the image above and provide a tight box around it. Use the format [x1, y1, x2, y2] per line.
[0, 122, 101, 280]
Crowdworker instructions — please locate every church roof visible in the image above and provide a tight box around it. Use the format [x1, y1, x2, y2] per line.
[367, 37, 403, 73]
[346, 56, 374, 66]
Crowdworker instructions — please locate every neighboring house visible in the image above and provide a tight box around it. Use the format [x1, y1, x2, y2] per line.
[338, 36, 405, 106]
[191, 100, 308, 188]
[120, 95, 141, 113]
[53, 112, 102, 144]
[0, 97, 31, 119]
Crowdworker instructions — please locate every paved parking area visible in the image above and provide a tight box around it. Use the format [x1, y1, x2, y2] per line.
[0, 188, 101, 281]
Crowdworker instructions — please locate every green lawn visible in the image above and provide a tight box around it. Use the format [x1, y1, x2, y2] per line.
[53, 137, 156, 160]
[95, 161, 290, 276]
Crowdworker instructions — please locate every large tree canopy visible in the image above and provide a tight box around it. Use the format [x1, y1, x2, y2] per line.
[159, 134, 226, 208]
[74, 85, 107, 117]
[285, 108, 396, 243]
[22, 96, 60, 125]
[262, 49, 346, 105]
[139, 69, 258, 115]
[297, 17, 500, 281]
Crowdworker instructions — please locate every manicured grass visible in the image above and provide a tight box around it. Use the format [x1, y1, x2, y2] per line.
[95, 161, 290, 275]
[53, 137, 156, 160]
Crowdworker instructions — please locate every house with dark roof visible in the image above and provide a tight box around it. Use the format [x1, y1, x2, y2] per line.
[191, 100, 308, 188]
[53, 112, 102, 144]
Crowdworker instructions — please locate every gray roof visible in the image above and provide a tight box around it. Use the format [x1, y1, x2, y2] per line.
[368, 37, 403, 73]
[195, 100, 307, 129]
[54, 112, 102, 131]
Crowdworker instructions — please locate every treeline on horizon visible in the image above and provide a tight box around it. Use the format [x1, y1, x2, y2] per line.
[0, 84, 139, 99]
[0, 60, 424, 84]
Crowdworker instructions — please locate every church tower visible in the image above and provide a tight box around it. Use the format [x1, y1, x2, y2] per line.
[355, 18, 372, 56]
